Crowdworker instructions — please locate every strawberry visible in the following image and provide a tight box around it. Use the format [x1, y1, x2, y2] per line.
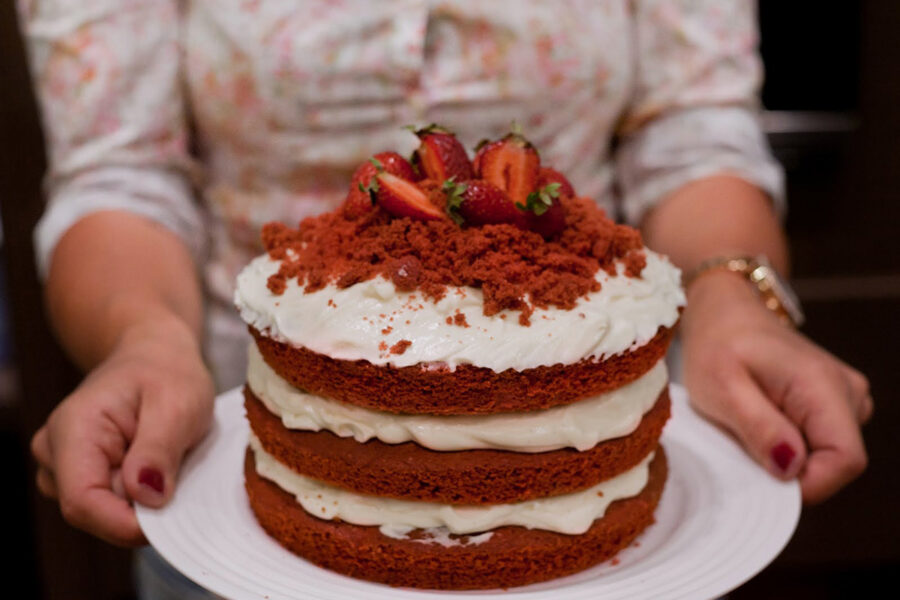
[443, 179, 527, 228]
[473, 133, 540, 206]
[537, 167, 576, 199]
[343, 152, 417, 218]
[517, 182, 567, 238]
[368, 172, 445, 221]
[411, 124, 474, 182]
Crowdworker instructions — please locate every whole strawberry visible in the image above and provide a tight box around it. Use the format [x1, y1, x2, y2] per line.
[537, 167, 576, 199]
[411, 124, 474, 182]
[343, 152, 417, 218]
[517, 182, 567, 239]
[443, 179, 527, 228]
[473, 132, 540, 207]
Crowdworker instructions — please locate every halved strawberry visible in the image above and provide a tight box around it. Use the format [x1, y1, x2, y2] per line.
[369, 172, 445, 221]
[444, 179, 527, 228]
[343, 152, 417, 218]
[473, 133, 540, 206]
[517, 182, 567, 238]
[411, 124, 474, 182]
[537, 167, 576, 199]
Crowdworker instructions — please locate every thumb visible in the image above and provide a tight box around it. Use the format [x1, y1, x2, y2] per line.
[691, 366, 807, 481]
[121, 389, 210, 508]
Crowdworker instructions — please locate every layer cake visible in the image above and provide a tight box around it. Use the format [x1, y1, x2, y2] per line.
[233, 127, 685, 589]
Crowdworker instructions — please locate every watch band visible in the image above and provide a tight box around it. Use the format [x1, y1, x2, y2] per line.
[685, 254, 805, 327]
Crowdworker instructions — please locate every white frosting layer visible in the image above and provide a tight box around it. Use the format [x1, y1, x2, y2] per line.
[248, 342, 668, 452]
[234, 250, 684, 371]
[250, 433, 654, 535]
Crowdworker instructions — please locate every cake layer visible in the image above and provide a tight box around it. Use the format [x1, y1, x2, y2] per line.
[250, 434, 654, 534]
[252, 324, 673, 415]
[249, 341, 668, 452]
[245, 447, 667, 590]
[245, 387, 669, 504]
[235, 250, 684, 371]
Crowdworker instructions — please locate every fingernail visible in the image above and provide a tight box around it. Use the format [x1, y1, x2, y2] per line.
[139, 468, 165, 495]
[771, 442, 796, 473]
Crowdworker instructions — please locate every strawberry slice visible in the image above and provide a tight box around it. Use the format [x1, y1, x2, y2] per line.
[473, 133, 540, 206]
[343, 152, 417, 218]
[517, 182, 567, 239]
[412, 125, 474, 182]
[444, 179, 527, 228]
[537, 167, 576, 199]
[370, 172, 445, 221]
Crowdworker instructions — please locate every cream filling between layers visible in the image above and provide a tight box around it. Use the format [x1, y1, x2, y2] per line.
[234, 249, 684, 371]
[249, 433, 654, 536]
[248, 343, 668, 452]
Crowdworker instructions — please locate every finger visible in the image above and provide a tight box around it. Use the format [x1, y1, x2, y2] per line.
[50, 411, 146, 546]
[691, 365, 807, 480]
[31, 427, 53, 469]
[121, 386, 212, 508]
[111, 468, 126, 498]
[857, 394, 874, 425]
[740, 344, 868, 503]
[36, 467, 58, 499]
[61, 488, 148, 547]
[788, 378, 868, 504]
[841, 366, 873, 424]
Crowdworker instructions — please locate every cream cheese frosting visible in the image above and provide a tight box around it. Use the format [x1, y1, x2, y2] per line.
[248, 342, 668, 452]
[234, 249, 684, 371]
[249, 433, 654, 536]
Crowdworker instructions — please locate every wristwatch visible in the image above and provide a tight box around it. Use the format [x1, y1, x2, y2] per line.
[686, 255, 805, 327]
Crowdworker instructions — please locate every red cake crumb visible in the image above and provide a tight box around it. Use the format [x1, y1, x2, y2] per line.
[389, 340, 412, 355]
[261, 196, 645, 323]
[445, 310, 469, 327]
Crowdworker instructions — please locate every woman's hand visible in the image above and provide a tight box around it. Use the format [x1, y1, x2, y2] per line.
[681, 270, 872, 503]
[30, 317, 215, 546]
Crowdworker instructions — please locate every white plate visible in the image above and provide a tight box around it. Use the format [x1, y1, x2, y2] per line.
[137, 385, 800, 600]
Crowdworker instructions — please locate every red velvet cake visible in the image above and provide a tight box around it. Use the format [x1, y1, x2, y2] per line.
[234, 125, 685, 589]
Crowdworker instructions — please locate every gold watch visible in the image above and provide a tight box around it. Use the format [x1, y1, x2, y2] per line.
[686, 255, 805, 327]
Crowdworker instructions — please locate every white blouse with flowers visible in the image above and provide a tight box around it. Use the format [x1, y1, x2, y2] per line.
[18, 0, 783, 389]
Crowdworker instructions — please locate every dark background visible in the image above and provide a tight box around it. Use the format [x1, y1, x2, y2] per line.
[1, 2, 898, 598]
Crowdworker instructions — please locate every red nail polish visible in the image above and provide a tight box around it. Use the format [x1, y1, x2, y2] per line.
[771, 442, 796, 472]
[139, 468, 165, 494]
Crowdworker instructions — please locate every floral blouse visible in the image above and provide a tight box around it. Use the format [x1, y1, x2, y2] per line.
[18, 0, 783, 390]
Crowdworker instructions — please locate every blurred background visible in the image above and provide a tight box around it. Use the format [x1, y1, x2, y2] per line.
[1, 2, 897, 598]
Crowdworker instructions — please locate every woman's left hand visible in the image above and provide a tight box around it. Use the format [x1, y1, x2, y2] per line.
[680, 270, 872, 503]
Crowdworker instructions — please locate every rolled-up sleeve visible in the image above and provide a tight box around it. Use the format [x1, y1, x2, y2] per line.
[615, 0, 784, 226]
[17, 0, 206, 278]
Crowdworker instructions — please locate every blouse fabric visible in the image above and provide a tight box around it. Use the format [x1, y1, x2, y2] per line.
[17, 0, 783, 390]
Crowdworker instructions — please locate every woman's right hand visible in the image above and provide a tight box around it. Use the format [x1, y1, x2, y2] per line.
[30, 317, 215, 546]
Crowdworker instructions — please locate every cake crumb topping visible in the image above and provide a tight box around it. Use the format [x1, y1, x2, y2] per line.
[389, 340, 412, 355]
[262, 196, 645, 325]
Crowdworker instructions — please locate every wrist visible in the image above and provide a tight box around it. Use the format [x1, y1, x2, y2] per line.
[110, 299, 202, 358]
[684, 254, 804, 328]
[682, 269, 762, 333]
